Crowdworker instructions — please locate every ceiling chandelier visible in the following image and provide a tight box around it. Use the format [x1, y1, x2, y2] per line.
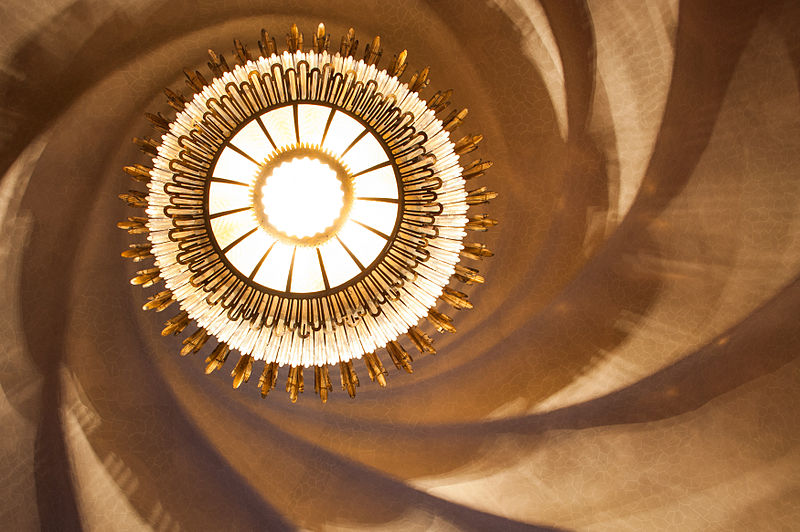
[119, 23, 497, 402]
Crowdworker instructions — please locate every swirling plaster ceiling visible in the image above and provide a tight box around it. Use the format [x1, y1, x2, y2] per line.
[1, 0, 799, 530]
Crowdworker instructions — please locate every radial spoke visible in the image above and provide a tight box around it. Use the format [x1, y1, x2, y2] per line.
[293, 104, 301, 144]
[340, 128, 368, 157]
[256, 115, 278, 149]
[336, 236, 365, 271]
[355, 196, 399, 204]
[316, 248, 330, 290]
[209, 206, 252, 219]
[248, 241, 277, 280]
[351, 160, 391, 178]
[210, 177, 251, 186]
[320, 107, 336, 147]
[352, 220, 390, 240]
[221, 226, 258, 253]
[227, 142, 260, 165]
[286, 246, 297, 292]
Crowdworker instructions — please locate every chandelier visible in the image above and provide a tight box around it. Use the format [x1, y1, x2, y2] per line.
[119, 23, 497, 402]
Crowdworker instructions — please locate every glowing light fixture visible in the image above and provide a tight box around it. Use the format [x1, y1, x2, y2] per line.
[119, 23, 497, 402]
[257, 156, 345, 240]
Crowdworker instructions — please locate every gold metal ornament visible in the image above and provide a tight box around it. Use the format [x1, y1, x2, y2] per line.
[119, 23, 497, 402]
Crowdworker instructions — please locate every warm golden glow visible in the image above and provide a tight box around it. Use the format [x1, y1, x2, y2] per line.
[204, 103, 402, 295]
[138, 45, 489, 374]
[260, 156, 344, 240]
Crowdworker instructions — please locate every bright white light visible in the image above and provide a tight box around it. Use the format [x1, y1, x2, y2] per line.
[260, 157, 344, 239]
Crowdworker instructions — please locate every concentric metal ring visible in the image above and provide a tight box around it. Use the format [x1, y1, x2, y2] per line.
[122, 27, 496, 399]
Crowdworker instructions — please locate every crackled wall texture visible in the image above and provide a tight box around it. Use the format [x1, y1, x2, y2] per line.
[1, 0, 799, 530]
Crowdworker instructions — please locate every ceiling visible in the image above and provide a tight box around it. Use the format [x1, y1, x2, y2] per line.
[1, 0, 799, 530]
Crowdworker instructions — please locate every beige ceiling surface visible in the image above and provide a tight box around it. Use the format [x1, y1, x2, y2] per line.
[1, 0, 799, 530]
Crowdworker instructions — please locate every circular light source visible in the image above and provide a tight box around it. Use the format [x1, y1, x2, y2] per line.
[121, 23, 497, 402]
[260, 156, 344, 241]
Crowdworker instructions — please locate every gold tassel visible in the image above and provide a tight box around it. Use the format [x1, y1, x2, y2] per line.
[460, 242, 493, 261]
[286, 366, 303, 402]
[453, 134, 483, 155]
[143, 289, 174, 312]
[427, 309, 456, 333]
[287, 23, 303, 52]
[407, 326, 436, 355]
[409, 66, 430, 93]
[454, 264, 485, 284]
[130, 267, 161, 287]
[231, 354, 253, 389]
[386, 341, 413, 373]
[207, 49, 230, 76]
[118, 190, 147, 208]
[427, 89, 452, 113]
[259, 362, 279, 398]
[362, 352, 388, 386]
[340, 28, 358, 57]
[204, 343, 230, 374]
[313, 23, 329, 53]
[183, 68, 208, 93]
[163, 88, 187, 112]
[121, 243, 152, 262]
[233, 38, 252, 65]
[314, 365, 333, 403]
[117, 216, 148, 234]
[363, 35, 382, 65]
[123, 164, 151, 183]
[466, 186, 498, 206]
[145, 112, 170, 134]
[339, 361, 359, 398]
[442, 108, 468, 132]
[162, 310, 189, 336]
[180, 327, 209, 356]
[132, 136, 160, 156]
[466, 214, 498, 232]
[462, 159, 493, 180]
[258, 30, 277, 57]
[387, 49, 408, 77]
[440, 286, 473, 310]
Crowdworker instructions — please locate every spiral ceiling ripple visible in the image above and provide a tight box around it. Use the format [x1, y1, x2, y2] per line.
[2, 0, 799, 530]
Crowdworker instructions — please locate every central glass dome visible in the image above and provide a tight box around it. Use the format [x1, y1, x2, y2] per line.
[206, 103, 401, 295]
